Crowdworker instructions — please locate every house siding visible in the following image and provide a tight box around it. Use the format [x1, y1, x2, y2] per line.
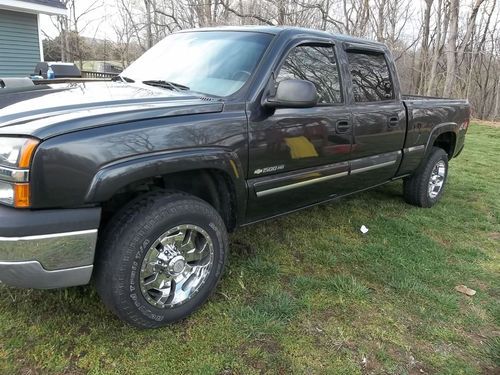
[0, 9, 40, 77]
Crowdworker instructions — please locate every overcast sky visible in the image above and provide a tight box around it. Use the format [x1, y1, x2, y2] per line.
[41, 0, 424, 41]
[39, 0, 457, 43]
[40, 0, 117, 40]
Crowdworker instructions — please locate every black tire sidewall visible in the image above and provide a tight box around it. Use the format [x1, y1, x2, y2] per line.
[100, 195, 227, 327]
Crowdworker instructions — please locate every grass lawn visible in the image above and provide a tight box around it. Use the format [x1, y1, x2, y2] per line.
[1, 123, 499, 374]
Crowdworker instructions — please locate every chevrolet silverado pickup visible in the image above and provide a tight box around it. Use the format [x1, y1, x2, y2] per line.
[0, 26, 470, 328]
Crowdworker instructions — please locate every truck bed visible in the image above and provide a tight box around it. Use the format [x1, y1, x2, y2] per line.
[402, 95, 470, 161]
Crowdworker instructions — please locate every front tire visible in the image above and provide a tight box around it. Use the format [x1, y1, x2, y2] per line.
[95, 191, 228, 329]
[403, 147, 449, 208]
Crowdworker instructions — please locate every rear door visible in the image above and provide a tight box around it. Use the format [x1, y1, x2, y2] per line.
[246, 41, 352, 222]
[343, 46, 406, 188]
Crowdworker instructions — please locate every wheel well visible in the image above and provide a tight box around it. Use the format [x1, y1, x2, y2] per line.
[100, 169, 237, 232]
[433, 132, 456, 158]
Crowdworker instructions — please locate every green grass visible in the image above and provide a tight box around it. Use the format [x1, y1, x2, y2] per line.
[1, 123, 499, 374]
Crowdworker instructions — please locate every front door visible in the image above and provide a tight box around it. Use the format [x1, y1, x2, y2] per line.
[246, 42, 352, 222]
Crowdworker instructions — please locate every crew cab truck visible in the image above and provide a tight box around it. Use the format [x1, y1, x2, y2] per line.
[0, 27, 469, 328]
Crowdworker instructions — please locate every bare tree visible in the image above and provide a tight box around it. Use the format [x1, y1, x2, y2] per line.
[442, 0, 459, 97]
[416, 0, 433, 94]
[42, 0, 500, 120]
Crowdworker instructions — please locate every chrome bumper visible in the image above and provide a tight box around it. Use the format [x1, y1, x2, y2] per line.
[0, 206, 100, 289]
[0, 229, 97, 269]
[0, 261, 93, 289]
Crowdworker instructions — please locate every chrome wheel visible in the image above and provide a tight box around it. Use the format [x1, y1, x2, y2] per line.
[428, 160, 446, 199]
[139, 224, 214, 309]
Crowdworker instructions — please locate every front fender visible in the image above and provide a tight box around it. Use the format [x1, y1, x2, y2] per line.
[85, 147, 247, 215]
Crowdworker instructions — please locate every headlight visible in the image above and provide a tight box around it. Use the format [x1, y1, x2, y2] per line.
[0, 180, 15, 205]
[0, 137, 39, 207]
[0, 181, 29, 206]
[0, 137, 38, 168]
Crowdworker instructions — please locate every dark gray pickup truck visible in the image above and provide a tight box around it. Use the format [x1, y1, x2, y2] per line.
[0, 26, 470, 328]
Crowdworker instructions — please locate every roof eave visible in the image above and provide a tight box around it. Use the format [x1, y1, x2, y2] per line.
[0, 0, 67, 16]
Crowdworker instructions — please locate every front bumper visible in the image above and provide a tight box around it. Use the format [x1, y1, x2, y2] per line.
[0, 205, 101, 289]
[0, 261, 94, 289]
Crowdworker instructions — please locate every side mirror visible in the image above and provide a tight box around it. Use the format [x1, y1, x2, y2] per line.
[265, 79, 318, 108]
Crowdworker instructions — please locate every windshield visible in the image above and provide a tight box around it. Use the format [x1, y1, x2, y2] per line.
[122, 31, 273, 97]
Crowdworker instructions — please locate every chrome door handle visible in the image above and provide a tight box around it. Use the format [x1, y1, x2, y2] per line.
[388, 116, 399, 127]
[336, 120, 351, 134]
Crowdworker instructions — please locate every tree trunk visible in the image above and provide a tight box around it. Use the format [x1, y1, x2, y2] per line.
[427, 0, 448, 96]
[277, 0, 286, 25]
[457, 0, 486, 65]
[72, 1, 83, 69]
[492, 80, 500, 120]
[376, 0, 386, 42]
[144, 0, 153, 49]
[64, 16, 70, 62]
[58, 17, 66, 62]
[443, 0, 459, 98]
[417, 0, 433, 94]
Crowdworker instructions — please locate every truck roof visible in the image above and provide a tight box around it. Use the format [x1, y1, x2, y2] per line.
[178, 25, 385, 47]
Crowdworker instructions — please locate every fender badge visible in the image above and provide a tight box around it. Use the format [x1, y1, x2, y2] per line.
[254, 165, 285, 175]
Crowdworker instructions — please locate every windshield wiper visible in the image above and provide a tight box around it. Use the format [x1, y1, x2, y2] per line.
[142, 80, 190, 92]
[112, 75, 135, 83]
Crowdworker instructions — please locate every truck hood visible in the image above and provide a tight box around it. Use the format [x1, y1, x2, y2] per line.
[0, 81, 224, 139]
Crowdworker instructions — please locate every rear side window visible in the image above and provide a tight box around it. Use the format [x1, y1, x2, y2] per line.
[277, 45, 342, 104]
[347, 51, 394, 102]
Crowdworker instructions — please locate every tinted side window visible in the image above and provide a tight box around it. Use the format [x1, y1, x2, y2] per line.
[347, 51, 394, 102]
[277, 45, 342, 104]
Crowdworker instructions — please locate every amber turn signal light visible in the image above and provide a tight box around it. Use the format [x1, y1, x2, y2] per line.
[14, 183, 30, 208]
[19, 139, 39, 168]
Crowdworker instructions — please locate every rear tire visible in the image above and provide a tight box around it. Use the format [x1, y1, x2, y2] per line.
[403, 147, 449, 208]
[94, 191, 228, 329]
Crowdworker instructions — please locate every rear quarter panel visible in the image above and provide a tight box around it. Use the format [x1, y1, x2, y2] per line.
[403, 97, 469, 153]
[397, 98, 469, 175]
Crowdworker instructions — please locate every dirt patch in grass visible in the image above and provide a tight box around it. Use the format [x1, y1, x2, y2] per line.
[237, 335, 289, 373]
[488, 232, 500, 241]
